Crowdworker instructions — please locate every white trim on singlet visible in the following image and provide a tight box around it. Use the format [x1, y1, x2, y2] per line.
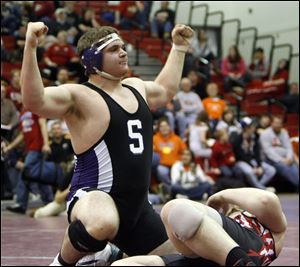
[66, 140, 113, 212]
[94, 140, 114, 192]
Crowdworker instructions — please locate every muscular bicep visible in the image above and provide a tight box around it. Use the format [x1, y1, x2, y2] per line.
[123, 77, 173, 109]
[35, 85, 74, 119]
[144, 81, 171, 109]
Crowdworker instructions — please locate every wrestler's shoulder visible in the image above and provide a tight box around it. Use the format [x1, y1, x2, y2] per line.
[122, 77, 146, 93]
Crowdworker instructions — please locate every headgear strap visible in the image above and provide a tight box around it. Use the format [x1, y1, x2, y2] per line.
[81, 33, 123, 80]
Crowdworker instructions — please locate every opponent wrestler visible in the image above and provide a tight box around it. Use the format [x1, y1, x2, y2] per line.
[111, 188, 287, 266]
[20, 22, 193, 265]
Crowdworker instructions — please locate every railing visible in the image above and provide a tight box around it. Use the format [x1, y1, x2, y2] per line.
[220, 19, 241, 58]
[188, 3, 209, 26]
[205, 11, 224, 27]
[237, 27, 258, 64]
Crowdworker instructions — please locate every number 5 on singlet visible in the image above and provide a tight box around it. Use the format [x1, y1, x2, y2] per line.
[127, 120, 144, 154]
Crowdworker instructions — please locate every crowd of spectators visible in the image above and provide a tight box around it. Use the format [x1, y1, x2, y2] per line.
[1, 1, 299, 215]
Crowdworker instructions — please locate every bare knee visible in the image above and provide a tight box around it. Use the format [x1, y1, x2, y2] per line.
[71, 192, 119, 240]
[167, 202, 204, 242]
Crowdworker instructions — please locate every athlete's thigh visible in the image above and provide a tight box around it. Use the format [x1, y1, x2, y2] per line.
[114, 203, 169, 256]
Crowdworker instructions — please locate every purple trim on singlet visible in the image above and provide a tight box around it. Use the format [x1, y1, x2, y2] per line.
[67, 140, 113, 202]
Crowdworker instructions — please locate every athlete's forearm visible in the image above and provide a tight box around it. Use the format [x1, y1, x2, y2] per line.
[21, 44, 45, 112]
[154, 47, 185, 100]
[222, 188, 287, 232]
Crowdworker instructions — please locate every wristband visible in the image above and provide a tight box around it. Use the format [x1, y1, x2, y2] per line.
[172, 43, 189, 53]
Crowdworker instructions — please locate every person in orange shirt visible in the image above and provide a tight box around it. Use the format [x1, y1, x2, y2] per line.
[202, 82, 227, 132]
[153, 117, 187, 187]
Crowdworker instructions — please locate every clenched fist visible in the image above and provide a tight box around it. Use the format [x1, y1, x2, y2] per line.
[25, 22, 48, 48]
[171, 24, 194, 49]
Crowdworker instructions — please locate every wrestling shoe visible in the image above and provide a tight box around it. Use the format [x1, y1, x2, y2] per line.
[76, 243, 123, 266]
[49, 254, 62, 266]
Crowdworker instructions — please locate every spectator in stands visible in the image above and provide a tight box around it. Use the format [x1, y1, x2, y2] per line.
[151, 1, 175, 39]
[1, 1, 22, 35]
[263, 59, 289, 90]
[210, 130, 237, 178]
[186, 69, 207, 99]
[278, 82, 299, 113]
[248, 47, 270, 81]
[78, 8, 100, 35]
[177, 77, 204, 127]
[62, 2, 80, 46]
[5, 69, 22, 111]
[31, 1, 55, 33]
[168, 148, 214, 200]
[13, 23, 26, 59]
[188, 111, 213, 168]
[152, 96, 187, 139]
[260, 115, 299, 188]
[202, 82, 227, 132]
[216, 108, 242, 141]
[115, 1, 147, 30]
[44, 30, 80, 81]
[153, 117, 187, 188]
[210, 130, 246, 192]
[1, 81, 19, 134]
[190, 29, 216, 82]
[64, 1, 80, 28]
[256, 114, 271, 136]
[3, 108, 54, 214]
[221, 45, 247, 95]
[54, 67, 71, 86]
[231, 117, 276, 192]
[165, 97, 188, 140]
[34, 120, 74, 218]
[52, 8, 72, 37]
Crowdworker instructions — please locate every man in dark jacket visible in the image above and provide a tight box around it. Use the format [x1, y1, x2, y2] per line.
[231, 117, 276, 192]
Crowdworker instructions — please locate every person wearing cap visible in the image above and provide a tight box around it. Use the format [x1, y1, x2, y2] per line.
[230, 117, 276, 192]
[20, 22, 194, 265]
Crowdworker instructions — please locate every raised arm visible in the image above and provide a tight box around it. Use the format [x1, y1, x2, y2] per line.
[21, 22, 74, 119]
[124, 25, 193, 110]
[207, 188, 287, 233]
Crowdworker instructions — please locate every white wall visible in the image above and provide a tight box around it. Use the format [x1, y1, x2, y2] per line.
[151, 1, 299, 83]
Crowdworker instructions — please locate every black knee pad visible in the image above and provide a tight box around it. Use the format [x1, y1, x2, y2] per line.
[68, 220, 108, 252]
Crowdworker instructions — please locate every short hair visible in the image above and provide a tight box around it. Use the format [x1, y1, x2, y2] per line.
[157, 116, 170, 128]
[214, 129, 227, 140]
[77, 26, 119, 57]
[255, 47, 264, 53]
[271, 115, 284, 122]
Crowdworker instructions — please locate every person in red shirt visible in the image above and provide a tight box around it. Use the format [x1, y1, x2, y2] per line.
[115, 1, 147, 30]
[262, 58, 289, 89]
[221, 45, 247, 94]
[5, 69, 23, 112]
[44, 30, 80, 80]
[210, 129, 245, 181]
[3, 108, 53, 214]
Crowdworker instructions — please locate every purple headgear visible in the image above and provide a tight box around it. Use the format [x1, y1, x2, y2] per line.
[81, 33, 122, 80]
